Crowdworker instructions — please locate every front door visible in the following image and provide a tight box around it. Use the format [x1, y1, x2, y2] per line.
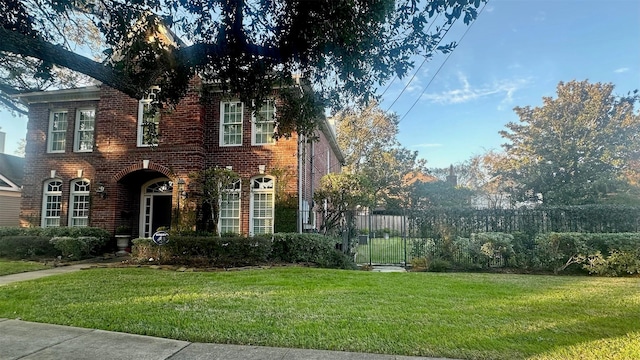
[140, 179, 173, 238]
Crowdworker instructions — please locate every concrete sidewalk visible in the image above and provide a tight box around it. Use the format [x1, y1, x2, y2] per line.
[0, 319, 454, 360]
[0, 263, 99, 286]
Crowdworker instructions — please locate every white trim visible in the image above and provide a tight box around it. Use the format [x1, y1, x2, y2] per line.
[219, 179, 242, 235]
[41, 179, 63, 227]
[219, 101, 243, 147]
[139, 178, 172, 238]
[74, 108, 96, 152]
[137, 87, 161, 147]
[249, 176, 275, 236]
[68, 179, 91, 227]
[0, 173, 20, 192]
[13, 86, 101, 105]
[47, 110, 68, 153]
[251, 99, 276, 146]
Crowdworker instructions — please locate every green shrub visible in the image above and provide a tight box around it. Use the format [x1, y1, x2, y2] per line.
[428, 258, 451, 272]
[131, 238, 168, 263]
[0, 236, 57, 259]
[581, 250, 640, 276]
[50, 236, 103, 260]
[271, 233, 337, 263]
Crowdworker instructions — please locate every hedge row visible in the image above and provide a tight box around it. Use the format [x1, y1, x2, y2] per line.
[131, 233, 356, 269]
[411, 231, 640, 276]
[0, 227, 110, 260]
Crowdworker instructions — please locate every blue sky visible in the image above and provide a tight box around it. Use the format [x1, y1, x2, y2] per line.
[379, 0, 640, 169]
[1, 0, 639, 168]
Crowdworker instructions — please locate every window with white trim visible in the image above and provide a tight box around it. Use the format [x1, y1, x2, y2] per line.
[219, 179, 241, 235]
[69, 180, 90, 227]
[250, 177, 274, 235]
[74, 109, 95, 152]
[42, 180, 63, 227]
[48, 111, 68, 153]
[138, 87, 161, 147]
[252, 100, 276, 145]
[220, 101, 243, 146]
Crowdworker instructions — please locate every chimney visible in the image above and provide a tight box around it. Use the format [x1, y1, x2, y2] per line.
[446, 164, 457, 187]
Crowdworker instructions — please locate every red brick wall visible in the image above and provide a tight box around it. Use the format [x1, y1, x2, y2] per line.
[20, 82, 342, 236]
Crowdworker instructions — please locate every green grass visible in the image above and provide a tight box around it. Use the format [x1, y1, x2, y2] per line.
[0, 268, 638, 360]
[0, 259, 50, 276]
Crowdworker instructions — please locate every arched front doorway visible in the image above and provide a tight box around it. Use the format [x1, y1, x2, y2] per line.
[139, 178, 173, 238]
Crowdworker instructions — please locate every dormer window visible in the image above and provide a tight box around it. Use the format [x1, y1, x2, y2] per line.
[138, 86, 161, 147]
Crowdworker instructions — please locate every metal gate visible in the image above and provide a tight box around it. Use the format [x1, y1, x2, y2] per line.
[353, 213, 409, 266]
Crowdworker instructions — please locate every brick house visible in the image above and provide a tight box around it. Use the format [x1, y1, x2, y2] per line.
[15, 81, 343, 238]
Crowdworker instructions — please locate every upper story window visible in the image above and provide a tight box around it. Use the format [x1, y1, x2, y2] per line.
[48, 110, 68, 153]
[220, 101, 243, 146]
[69, 179, 90, 227]
[42, 179, 63, 227]
[74, 109, 95, 152]
[252, 100, 276, 145]
[138, 87, 161, 147]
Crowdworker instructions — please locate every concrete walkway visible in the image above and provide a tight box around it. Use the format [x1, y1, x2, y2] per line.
[0, 263, 98, 286]
[0, 265, 456, 360]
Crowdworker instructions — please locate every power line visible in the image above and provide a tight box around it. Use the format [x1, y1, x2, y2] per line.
[398, 1, 490, 124]
[385, 14, 457, 112]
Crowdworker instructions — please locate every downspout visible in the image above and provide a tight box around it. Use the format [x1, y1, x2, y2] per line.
[298, 133, 305, 233]
[309, 137, 315, 231]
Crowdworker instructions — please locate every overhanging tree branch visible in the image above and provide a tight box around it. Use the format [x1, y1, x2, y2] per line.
[0, 28, 140, 98]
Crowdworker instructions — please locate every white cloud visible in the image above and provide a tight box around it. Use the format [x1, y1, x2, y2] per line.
[614, 67, 630, 73]
[421, 72, 529, 110]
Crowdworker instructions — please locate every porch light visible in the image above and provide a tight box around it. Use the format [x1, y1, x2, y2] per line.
[177, 178, 187, 199]
[96, 182, 107, 199]
[258, 164, 266, 174]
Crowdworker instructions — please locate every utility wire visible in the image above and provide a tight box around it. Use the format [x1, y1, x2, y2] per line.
[386, 14, 457, 112]
[398, 1, 490, 124]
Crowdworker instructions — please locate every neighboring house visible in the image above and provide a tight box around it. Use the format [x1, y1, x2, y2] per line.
[0, 152, 24, 226]
[14, 81, 343, 237]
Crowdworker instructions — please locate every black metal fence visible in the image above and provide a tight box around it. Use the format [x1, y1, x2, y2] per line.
[352, 205, 640, 266]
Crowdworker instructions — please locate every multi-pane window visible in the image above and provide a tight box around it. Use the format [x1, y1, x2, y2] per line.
[42, 180, 63, 227]
[69, 180, 90, 227]
[219, 180, 241, 235]
[74, 109, 95, 152]
[250, 177, 274, 235]
[220, 101, 243, 146]
[48, 111, 68, 153]
[138, 87, 161, 147]
[253, 100, 276, 145]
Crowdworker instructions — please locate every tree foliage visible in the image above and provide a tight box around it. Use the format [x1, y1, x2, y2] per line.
[334, 102, 425, 209]
[189, 167, 240, 235]
[1, 0, 486, 133]
[499, 80, 640, 205]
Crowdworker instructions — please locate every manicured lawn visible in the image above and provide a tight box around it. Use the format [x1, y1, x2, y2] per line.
[0, 267, 638, 360]
[0, 259, 50, 276]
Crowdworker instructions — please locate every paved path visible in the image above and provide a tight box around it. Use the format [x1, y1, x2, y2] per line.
[0, 265, 456, 360]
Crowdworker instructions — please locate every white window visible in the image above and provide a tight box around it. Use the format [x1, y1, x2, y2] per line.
[42, 180, 63, 227]
[138, 87, 161, 147]
[219, 179, 241, 235]
[220, 101, 243, 146]
[74, 109, 95, 152]
[48, 111, 68, 153]
[69, 180, 90, 227]
[252, 100, 276, 145]
[250, 176, 274, 235]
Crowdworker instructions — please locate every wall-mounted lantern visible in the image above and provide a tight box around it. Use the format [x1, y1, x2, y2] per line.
[95, 183, 107, 199]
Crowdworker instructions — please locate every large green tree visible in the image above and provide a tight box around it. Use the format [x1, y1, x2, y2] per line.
[334, 102, 424, 209]
[499, 80, 640, 205]
[1, 0, 485, 134]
